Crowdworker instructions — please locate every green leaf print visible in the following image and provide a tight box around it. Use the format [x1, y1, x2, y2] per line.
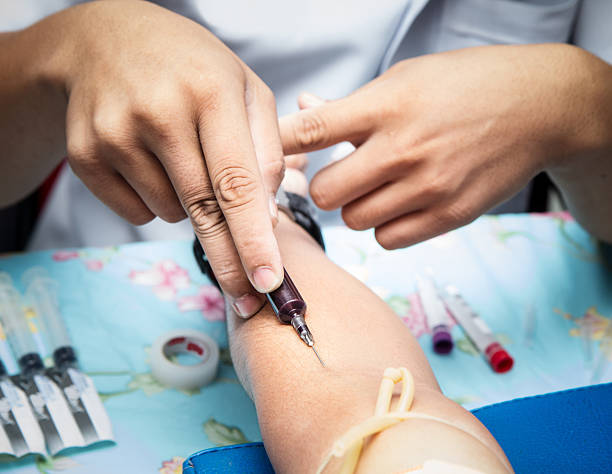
[203, 418, 250, 446]
[456, 337, 479, 356]
[496, 333, 512, 346]
[385, 295, 411, 316]
[456, 334, 511, 356]
[35, 455, 79, 473]
[127, 373, 167, 396]
[495, 230, 535, 244]
[451, 395, 479, 406]
[219, 347, 233, 366]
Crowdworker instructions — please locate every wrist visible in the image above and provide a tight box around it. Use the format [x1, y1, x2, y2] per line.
[545, 45, 612, 173]
[15, 9, 76, 97]
[274, 210, 321, 251]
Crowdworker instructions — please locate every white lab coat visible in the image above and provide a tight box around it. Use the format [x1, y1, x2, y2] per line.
[0, 0, 609, 249]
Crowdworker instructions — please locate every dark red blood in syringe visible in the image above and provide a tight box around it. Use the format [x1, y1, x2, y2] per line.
[266, 269, 306, 324]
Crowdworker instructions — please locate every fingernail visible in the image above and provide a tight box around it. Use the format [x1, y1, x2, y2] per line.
[299, 92, 325, 108]
[253, 266, 282, 293]
[232, 293, 263, 319]
[269, 195, 278, 223]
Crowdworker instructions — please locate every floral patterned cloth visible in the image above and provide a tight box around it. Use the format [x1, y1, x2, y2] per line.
[0, 213, 610, 473]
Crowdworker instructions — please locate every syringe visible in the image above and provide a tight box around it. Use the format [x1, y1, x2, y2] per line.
[192, 239, 325, 366]
[267, 269, 325, 367]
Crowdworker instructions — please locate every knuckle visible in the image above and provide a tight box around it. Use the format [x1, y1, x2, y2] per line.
[91, 109, 130, 149]
[212, 166, 258, 210]
[294, 112, 328, 149]
[197, 71, 244, 117]
[221, 60, 247, 86]
[264, 157, 286, 185]
[379, 154, 406, 177]
[196, 87, 222, 118]
[423, 174, 450, 201]
[66, 146, 100, 179]
[183, 189, 226, 237]
[385, 143, 416, 173]
[133, 104, 182, 146]
[66, 133, 93, 163]
[132, 98, 158, 125]
[212, 264, 245, 291]
[377, 144, 414, 178]
[440, 202, 475, 228]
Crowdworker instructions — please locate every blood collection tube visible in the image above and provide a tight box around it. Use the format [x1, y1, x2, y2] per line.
[441, 285, 513, 373]
[416, 276, 453, 354]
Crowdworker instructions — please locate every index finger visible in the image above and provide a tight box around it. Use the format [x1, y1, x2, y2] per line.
[279, 95, 372, 155]
[198, 86, 284, 294]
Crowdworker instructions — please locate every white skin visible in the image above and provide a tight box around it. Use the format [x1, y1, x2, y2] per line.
[280, 44, 612, 248]
[0, 1, 286, 318]
[229, 162, 512, 473]
[2, 6, 611, 324]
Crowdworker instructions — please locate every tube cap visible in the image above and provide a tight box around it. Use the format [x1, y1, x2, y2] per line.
[53, 345, 77, 370]
[431, 326, 453, 354]
[485, 342, 513, 373]
[18, 353, 44, 375]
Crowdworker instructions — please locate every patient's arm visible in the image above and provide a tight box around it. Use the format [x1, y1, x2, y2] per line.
[227, 213, 512, 474]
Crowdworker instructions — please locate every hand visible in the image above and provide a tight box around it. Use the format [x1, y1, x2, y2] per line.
[280, 44, 593, 249]
[49, 1, 285, 315]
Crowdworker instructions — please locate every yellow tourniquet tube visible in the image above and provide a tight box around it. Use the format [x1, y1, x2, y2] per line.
[315, 367, 507, 474]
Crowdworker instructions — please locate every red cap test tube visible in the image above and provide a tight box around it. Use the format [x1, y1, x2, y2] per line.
[441, 285, 513, 373]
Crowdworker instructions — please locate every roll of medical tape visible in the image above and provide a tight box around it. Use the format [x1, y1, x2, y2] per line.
[151, 329, 219, 390]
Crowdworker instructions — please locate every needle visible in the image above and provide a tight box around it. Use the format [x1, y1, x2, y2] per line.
[265, 270, 327, 368]
[311, 345, 325, 367]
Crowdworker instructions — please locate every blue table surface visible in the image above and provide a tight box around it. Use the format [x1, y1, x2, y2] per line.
[0, 212, 611, 473]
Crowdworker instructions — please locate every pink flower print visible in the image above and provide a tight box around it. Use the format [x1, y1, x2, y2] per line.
[129, 260, 190, 301]
[52, 250, 79, 262]
[532, 211, 573, 221]
[85, 259, 104, 271]
[159, 456, 185, 474]
[400, 292, 429, 338]
[178, 285, 225, 321]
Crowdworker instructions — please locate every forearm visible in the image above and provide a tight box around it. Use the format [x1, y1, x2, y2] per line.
[546, 47, 612, 243]
[0, 22, 68, 207]
[227, 215, 511, 473]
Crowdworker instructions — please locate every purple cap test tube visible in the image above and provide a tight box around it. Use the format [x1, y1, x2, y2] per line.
[416, 276, 453, 354]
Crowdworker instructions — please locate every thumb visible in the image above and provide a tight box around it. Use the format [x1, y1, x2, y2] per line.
[279, 91, 371, 155]
[298, 92, 326, 109]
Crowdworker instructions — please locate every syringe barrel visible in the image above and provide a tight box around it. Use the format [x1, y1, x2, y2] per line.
[266, 269, 306, 324]
[0, 280, 38, 359]
[24, 273, 72, 350]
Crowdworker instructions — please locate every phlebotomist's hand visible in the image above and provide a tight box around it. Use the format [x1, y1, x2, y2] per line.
[2, 1, 285, 317]
[280, 44, 612, 248]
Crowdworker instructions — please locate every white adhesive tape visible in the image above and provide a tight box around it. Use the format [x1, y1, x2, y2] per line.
[151, 329, 219, 390]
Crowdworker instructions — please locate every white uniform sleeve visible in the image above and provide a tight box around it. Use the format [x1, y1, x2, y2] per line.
[0, 1, 78, 31]
[572, 0, 612, 64]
